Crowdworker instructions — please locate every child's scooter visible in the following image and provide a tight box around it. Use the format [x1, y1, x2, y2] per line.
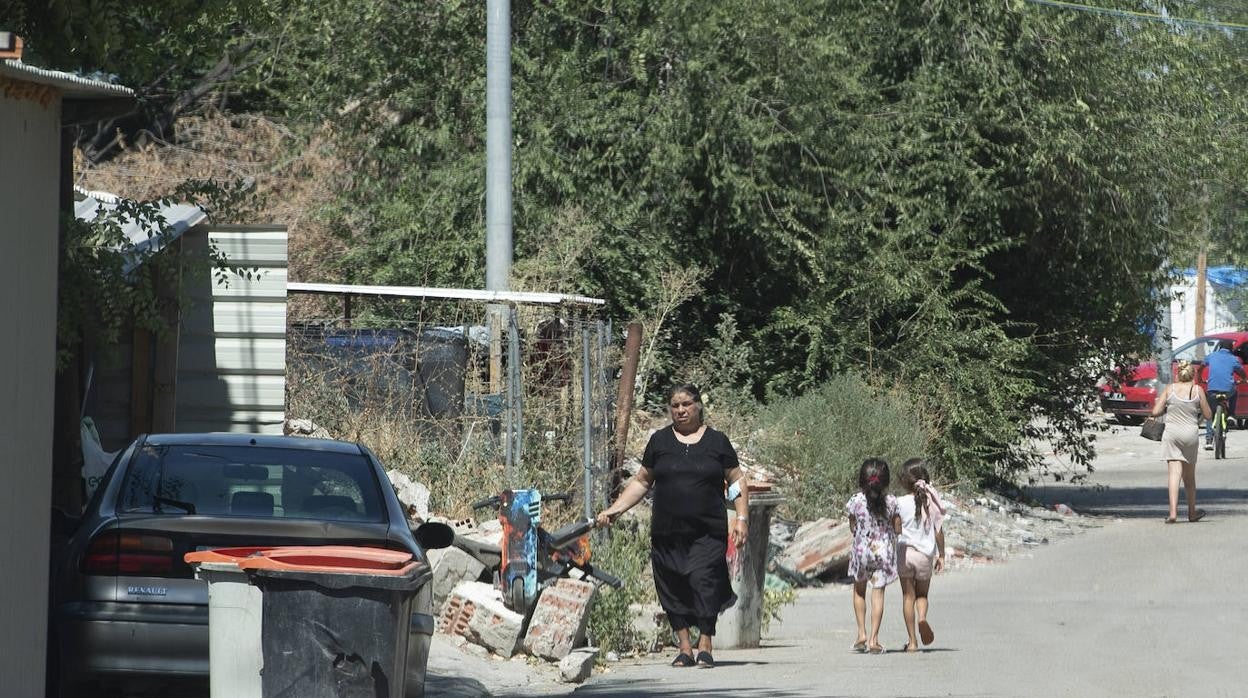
[469, 489, 623, 615]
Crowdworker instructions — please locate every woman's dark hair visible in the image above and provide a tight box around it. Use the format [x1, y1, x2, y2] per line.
[667, 383, 702, 403]
[899, 458, 930, 524]
[858, 458, 891, 521]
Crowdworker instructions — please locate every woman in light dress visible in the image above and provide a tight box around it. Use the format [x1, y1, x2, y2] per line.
[1149, 360, 1212, 523]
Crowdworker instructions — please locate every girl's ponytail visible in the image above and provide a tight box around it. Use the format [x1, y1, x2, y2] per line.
[902, 458, 931, 525]
[859, 458, 891, 521]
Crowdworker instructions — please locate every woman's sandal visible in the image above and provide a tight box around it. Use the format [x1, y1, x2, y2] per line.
[901, 642, 919, 653]
[1189, 509, 1207, 523]
[1163, 517, 1177, 524]
[868, 644, 884, 655]
[695, 651, 715, 668]
[852, 640, 867, 652]
[671, 652, 695, 668]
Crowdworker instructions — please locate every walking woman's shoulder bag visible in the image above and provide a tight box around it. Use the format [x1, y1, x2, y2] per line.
[1140, 415, 1166, 441]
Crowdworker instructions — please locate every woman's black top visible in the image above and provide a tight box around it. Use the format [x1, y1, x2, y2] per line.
[642, 426, 739, 539]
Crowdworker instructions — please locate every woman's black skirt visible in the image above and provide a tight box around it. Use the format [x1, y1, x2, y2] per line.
[651, 532, 737, 629]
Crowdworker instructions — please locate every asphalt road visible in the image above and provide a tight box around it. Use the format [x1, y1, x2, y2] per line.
[551, 422, 1248, 698]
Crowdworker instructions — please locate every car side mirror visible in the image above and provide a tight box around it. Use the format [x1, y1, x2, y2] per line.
[412, 521, 454, 551]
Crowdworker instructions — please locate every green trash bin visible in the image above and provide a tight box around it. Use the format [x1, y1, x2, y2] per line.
[719, 491, 785, 649]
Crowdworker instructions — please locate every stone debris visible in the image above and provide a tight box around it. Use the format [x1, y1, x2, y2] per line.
[770, 490, 1102, 585]
[283, 418, 332, 439]
[386, 468, 431, 521]
[628, 603, 667, 652]
[559, 647, 598, 683]
[439, 581, 525, 658]
[770, 518, 852, 583]
[523, 579, 598, 660]
[428, 545, 488, 614]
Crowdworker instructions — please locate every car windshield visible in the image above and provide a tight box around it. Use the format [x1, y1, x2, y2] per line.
[118, 444, 387, 522]
[1173, 337, 1225, 363]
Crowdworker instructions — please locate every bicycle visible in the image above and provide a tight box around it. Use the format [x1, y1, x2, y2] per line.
[468, 489, 623, 615]
[1209, 391, 1233, 460]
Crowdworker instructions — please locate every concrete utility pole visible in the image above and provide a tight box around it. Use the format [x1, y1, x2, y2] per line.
[485, 0, 513, 399]
[485, 0, 513, 294]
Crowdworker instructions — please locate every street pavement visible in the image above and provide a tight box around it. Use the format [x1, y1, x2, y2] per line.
[533, 422, 1248, 697]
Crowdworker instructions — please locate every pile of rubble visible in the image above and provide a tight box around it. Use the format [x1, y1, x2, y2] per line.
[769, 490, 1103, 585]
[386, 470, 601, 684]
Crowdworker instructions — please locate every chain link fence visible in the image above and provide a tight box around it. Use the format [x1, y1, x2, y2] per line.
[285, 285, 615, 519]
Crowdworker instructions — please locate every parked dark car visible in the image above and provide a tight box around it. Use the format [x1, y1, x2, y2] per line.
[1100, 332, 1248, 424]
[50, 433, 451, 697]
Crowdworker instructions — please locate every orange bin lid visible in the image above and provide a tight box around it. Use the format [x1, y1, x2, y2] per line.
[236, 545, 417, 576]
[184, 546, 274, 566]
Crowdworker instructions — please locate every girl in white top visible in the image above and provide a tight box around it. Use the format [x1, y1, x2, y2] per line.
[894, 458, 946, 652]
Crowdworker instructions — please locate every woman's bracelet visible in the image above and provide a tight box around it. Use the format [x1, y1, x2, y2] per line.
[735, 514, 748, 521]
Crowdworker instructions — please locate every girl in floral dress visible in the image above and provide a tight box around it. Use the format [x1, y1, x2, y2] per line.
[845, 458, 900, 654]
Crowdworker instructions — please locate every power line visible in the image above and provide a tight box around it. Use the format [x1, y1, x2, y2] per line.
[1023, 0, 1248, 33]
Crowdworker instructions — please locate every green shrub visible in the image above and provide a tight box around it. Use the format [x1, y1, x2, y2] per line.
[586, 516, 657, 654]
[755, 373, 935, 521]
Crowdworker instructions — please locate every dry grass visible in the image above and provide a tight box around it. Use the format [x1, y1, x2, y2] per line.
[75, 110, 347, 320]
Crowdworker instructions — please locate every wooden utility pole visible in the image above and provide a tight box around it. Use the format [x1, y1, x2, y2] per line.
[610, 322, 643, 497]
[1194, 245, 1208, 347]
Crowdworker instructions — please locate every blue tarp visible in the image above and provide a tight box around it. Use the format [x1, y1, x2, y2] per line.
[1181, 266, 1248, 288]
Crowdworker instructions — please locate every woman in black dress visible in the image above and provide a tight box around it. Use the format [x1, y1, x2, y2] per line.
[596, 383, 749, 668]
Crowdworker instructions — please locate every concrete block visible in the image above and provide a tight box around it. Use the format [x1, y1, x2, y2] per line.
[771, 517, 852, 583]
[439, 581, 525, 657]
[385, 468, 430, 520]
[559, 647, 598, 683]
[428, 545, 487, 613]
[628, 603, 666, 650]
[523, 579, 598, 660]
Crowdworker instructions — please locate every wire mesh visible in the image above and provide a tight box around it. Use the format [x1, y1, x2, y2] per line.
[286, 291, 615, 520]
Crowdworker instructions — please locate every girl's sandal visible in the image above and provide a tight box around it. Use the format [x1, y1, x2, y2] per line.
[671, 652, 695, 668]
[918, 620, 935, 646]
[868, 644, 885, 655]
[1189, 509, 1207, 523]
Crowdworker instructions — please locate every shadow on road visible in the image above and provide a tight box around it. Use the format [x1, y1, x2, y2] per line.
[1026, 485, 1248, 519]
[567, 688, 849, 697]
[426, 673, 493, 698]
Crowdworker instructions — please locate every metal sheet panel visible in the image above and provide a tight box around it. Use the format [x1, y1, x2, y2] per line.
[176, 226, 288, 435]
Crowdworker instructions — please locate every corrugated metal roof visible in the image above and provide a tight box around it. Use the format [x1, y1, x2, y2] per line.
[74, 192, 208, 273]
[288, 281, 606, 307]
[1, 58, 133, 99]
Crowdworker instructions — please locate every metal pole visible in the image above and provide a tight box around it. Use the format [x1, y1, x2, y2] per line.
[485, 0, 512, 419]
[581, 325, 594, 521]
[485, 0, 512, 293]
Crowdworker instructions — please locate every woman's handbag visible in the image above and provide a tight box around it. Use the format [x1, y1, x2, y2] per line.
[1140, 415, 1166, 441]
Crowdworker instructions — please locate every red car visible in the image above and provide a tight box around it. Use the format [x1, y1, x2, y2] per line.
[1100, 332, 1248, 424]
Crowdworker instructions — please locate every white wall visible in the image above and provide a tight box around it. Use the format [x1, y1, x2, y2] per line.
[1170, 278, 1243, 348]
[0, 89, 60, 697]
